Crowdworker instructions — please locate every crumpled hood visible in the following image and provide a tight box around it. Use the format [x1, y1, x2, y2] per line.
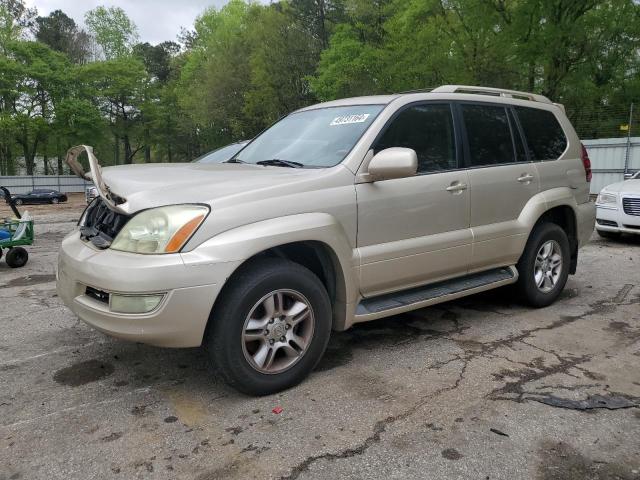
[601, 179, 640, 194]
[100, 162, 325, 213]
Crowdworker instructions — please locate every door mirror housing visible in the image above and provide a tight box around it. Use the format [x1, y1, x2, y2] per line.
[367, 147, 418, 181]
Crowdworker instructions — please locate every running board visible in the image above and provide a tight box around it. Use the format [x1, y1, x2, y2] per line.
[354, 266, 518, 322]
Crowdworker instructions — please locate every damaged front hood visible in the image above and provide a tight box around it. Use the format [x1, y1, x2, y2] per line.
[66, 145, 323, 214]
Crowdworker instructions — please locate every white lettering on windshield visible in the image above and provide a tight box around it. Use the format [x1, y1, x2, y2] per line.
[329, 114, 370, 126]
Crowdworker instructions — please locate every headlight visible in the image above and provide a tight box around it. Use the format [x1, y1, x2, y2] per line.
[111, 205, 209, 254]
[596, 192, 618, 208]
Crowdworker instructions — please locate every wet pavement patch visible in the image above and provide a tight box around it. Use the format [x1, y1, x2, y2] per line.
[101, 432, 123, 442]
[1, 274, 57, 288]
[533, 394, 639, 411]
[538, 440, 637, 480]
[53, 359, 115, 387]
[441, 448, 463, 460]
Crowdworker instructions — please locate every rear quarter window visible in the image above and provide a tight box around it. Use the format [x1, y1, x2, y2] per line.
[515, 107, 567, 161]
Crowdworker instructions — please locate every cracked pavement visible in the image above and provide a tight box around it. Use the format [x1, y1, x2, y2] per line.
[1, 196, 639, 480]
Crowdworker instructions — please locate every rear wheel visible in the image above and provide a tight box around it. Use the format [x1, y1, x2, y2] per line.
[6, 247, 28, 268]
[51, 198, 59, 204]
[516, 223, 570, 308]
[596, 229, 621, 239]
[206, 258, 332, 396]
[14, 199, 22, 206]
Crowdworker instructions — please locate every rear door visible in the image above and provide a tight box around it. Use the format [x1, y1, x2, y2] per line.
[457, 102, 539, 272]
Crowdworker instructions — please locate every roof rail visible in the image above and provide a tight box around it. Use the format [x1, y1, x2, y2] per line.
[431, 85, 552, 104]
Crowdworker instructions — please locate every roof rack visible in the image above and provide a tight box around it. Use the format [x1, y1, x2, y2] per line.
[431, 85, 552, 104]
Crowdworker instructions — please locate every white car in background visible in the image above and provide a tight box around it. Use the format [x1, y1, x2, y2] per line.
[595, 170, 640, 238]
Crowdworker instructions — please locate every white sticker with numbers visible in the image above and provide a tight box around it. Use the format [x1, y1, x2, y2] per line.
[329, 114, 370, 126]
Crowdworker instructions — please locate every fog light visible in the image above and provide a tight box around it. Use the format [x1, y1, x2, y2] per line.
[110, 294, 164, 314]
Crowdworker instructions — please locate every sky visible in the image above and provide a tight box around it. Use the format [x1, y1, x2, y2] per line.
[24, 0, 236, 44]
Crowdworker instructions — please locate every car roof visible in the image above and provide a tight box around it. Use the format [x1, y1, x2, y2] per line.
[294, 85, 559, 114]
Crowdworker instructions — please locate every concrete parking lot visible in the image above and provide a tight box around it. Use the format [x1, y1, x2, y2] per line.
[1, 195, 639, 480]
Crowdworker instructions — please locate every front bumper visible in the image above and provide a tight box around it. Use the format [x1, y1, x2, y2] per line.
[56, 231, 240, 347]
[596, 200, 640, 235]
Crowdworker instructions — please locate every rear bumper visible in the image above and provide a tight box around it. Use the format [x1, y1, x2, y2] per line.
[56, 231, 240, 347]
[576, 201, 596, 247]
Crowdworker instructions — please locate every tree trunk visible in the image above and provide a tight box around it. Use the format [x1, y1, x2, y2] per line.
[123, 135, 133, 164]
[114, 133, 120, 165]
[144, 145, 151, 163]
[44, 153, 49, 175]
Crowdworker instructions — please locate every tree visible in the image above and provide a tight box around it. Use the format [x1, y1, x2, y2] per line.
[85, 6, 139, 59]
[80, 57, 148, 164]
[35, 10, 92, 64]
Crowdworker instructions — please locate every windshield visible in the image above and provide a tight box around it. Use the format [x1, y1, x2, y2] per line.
[194, 142, 248, 164]
[234, 105, 384, 168]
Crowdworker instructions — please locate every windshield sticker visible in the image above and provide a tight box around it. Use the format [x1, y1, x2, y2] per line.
[330, 114, 370, 126]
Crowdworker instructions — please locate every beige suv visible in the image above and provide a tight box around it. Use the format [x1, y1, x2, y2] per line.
[57, 85, 595, 395]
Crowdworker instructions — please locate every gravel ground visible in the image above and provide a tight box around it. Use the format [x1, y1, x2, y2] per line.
[0, 195, 639, 480]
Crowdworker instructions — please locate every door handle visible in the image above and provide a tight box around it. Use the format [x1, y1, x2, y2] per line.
[517, 174, 534, 183]
[446, 182, 468, 193]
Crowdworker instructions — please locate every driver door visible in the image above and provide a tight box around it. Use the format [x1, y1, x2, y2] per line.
[356, 103, 472, 297]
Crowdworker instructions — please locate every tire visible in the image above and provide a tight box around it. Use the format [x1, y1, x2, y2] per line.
[51, 198, 59, 204]
[206, 257, 332, 396]
[596, 229, 620, 240]
[14, 199, 22, 206]
[515, 223, 570, 308]
[6, 247, 28, 268]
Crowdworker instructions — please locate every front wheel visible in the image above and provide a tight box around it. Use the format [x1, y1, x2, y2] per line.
[516, 223, 570, 308]
[51, 198, 59, 204]
[206, 258, 332, 396]
[6, 247, 28, 268]
[14, 199, 22, 206]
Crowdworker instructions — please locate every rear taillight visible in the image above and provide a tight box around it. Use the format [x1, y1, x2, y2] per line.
[581, 143, 592, 182]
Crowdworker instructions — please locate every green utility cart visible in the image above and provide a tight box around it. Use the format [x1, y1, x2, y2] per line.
[0, 186, 34, 268]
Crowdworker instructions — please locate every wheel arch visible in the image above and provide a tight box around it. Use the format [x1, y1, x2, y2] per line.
[519, 189, 579, 274]
[192, 213, 357, 336]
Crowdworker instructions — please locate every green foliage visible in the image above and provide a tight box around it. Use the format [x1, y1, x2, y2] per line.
[35, 9, 91, 64]
[85, 6, 139, 60]
[1, 0, 640, 174]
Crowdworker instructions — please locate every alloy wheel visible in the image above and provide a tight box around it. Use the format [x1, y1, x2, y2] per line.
[241, 289, 314, 374]
[534, 240, 563, 293]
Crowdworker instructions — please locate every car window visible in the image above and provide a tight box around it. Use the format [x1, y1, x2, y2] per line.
[235, 105, 384, 168]
[194, 142, 247, 163]
[374, 103, 457, 173]
[515, 106, 567, 161]
[461, 104, 515, 167]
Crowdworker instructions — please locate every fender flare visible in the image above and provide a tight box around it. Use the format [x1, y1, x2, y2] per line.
[181, 212, 358, 329]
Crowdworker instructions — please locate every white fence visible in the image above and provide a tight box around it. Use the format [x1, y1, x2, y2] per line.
[1, 137, 638, 196]
[0, 175, 93, 194]
[584, 137, 639, 194]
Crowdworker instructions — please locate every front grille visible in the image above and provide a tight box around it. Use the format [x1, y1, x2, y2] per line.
[622, 197, 640, 216]
[596, 219, 618, 227]
[80, 198, 129, 249]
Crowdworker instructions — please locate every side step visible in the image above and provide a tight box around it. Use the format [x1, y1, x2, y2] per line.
[354, 266, 518, 322]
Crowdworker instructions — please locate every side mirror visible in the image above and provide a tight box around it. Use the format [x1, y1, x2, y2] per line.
[624, 173, 634, 180]
[367, 147, 418, 181]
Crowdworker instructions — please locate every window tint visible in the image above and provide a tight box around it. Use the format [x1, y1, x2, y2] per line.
[461, 104, 515, 166]
[374, 104, 456, 173]
[515, 106, 567, 160]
